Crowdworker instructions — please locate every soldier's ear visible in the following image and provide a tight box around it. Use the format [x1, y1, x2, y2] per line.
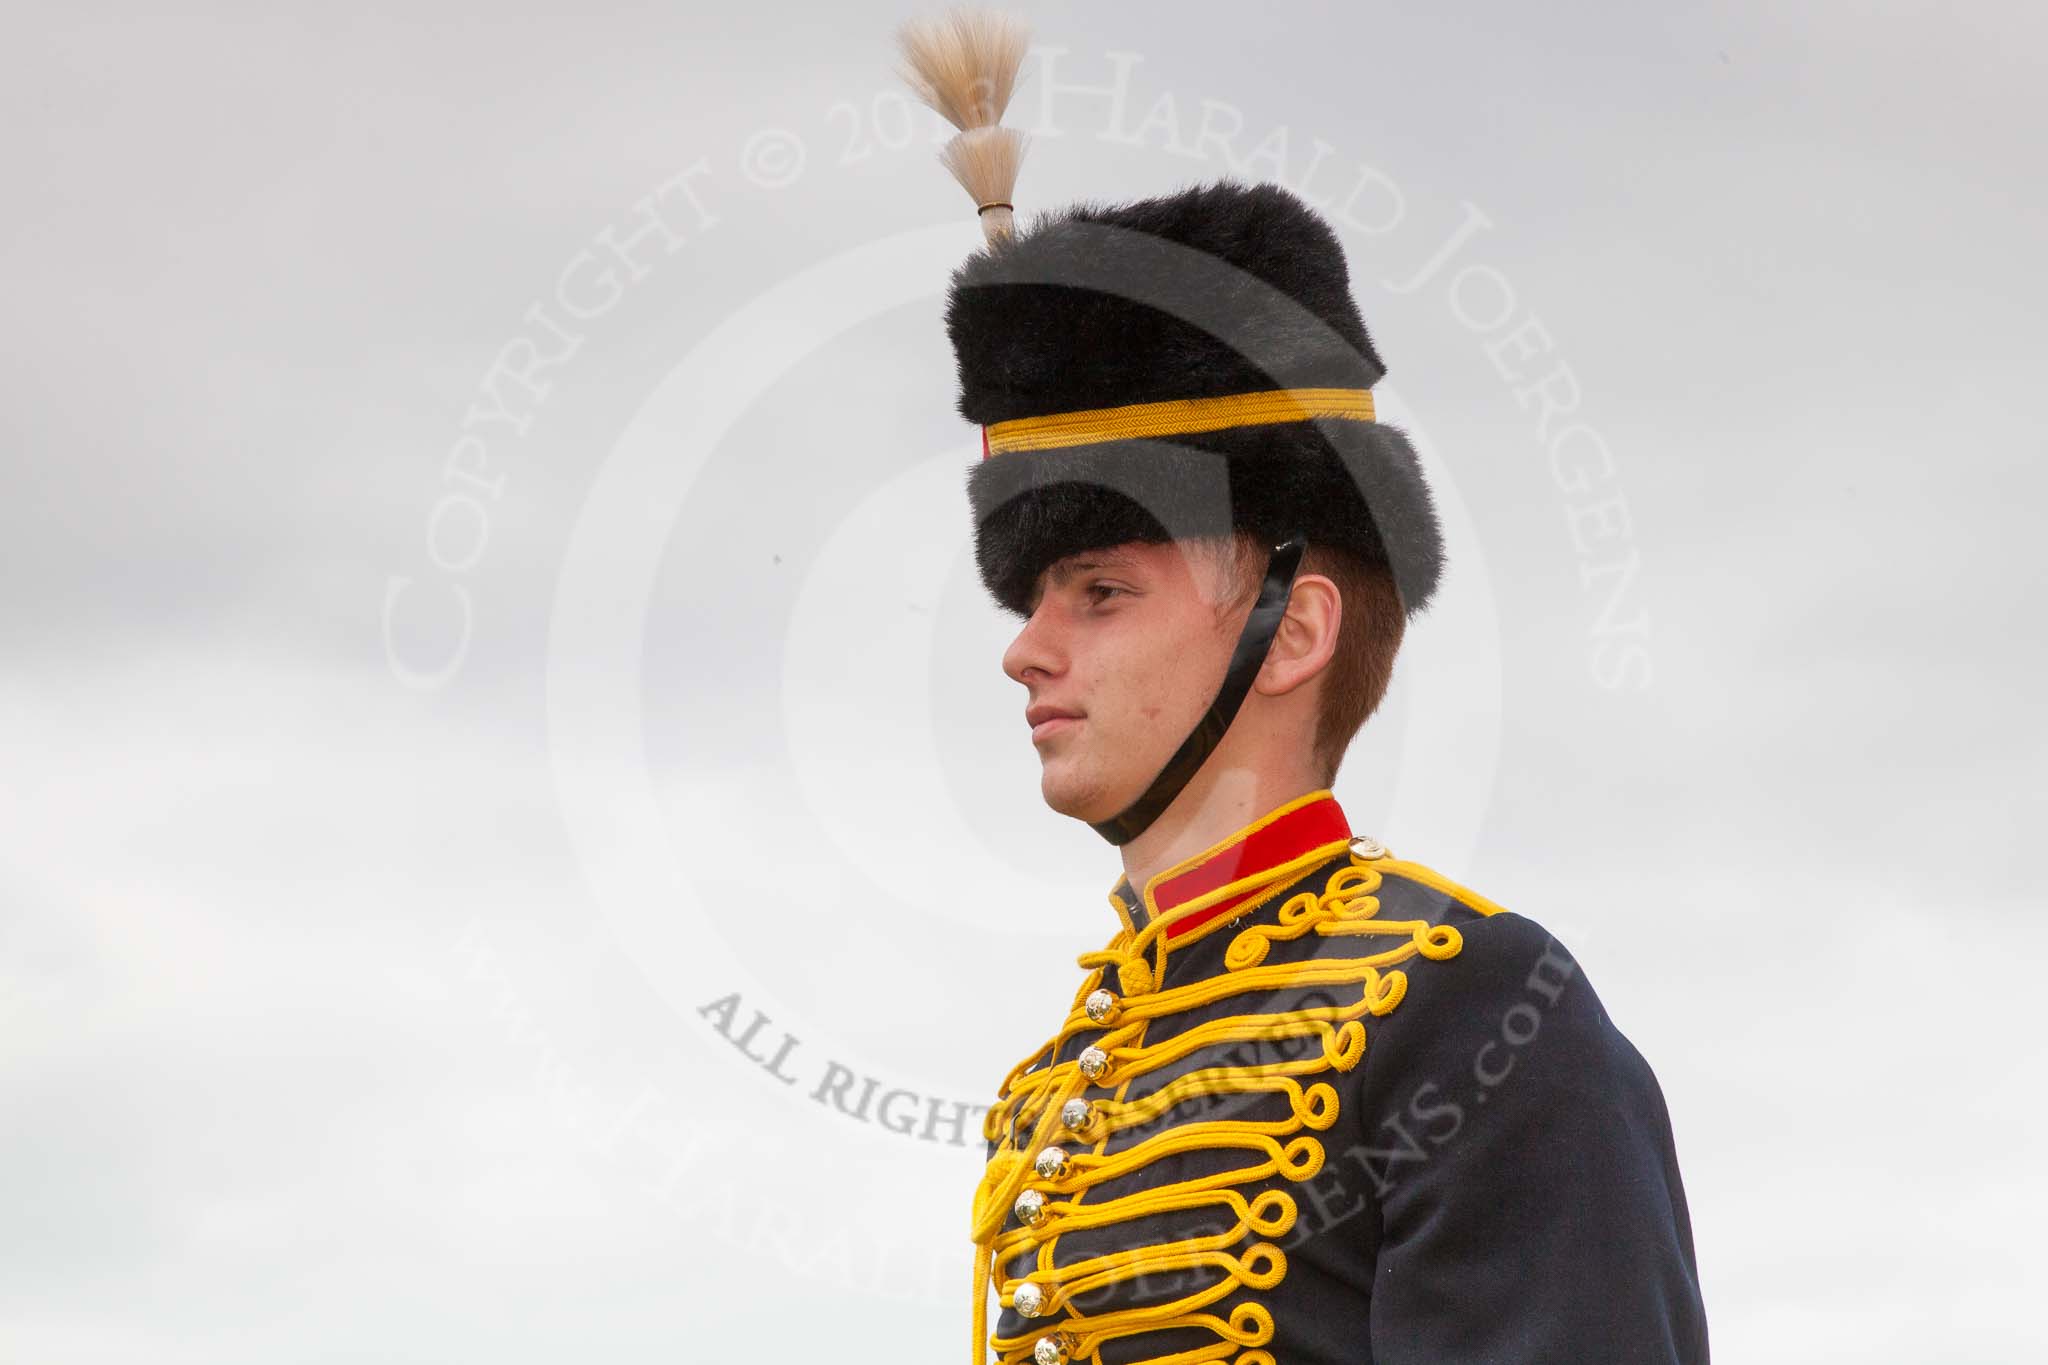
[1255, 572, 1342, 698]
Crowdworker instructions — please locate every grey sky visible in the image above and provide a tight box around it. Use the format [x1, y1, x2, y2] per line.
[4, 2, 2043, 1359]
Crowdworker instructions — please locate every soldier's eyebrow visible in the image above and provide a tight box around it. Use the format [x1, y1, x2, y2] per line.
[1048, 550, 1136, 587]
[1024, 550, 1138, 614]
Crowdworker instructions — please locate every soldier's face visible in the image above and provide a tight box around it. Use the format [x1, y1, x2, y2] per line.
[1002, 539, 1246, 823]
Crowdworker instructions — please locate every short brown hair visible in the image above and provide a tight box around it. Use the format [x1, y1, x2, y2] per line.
[1204, 532, 1406, 783]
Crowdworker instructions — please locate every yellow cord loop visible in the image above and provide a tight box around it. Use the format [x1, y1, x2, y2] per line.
[970, 852, 1471, 1364]
[983, 386, 1376, 456]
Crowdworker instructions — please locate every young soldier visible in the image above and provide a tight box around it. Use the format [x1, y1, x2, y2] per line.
[935, 175, 1709, 1365]
[895, 22, 1701, 1356]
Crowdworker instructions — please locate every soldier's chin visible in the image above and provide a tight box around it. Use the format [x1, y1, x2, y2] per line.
[1040, 762, 1147, 826]
[1039, 764, 1111, 824]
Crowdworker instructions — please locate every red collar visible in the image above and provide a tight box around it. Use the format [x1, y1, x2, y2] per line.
[1112, 791, 1353, 942]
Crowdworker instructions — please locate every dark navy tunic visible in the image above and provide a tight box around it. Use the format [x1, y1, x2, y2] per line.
[971, 792, 1706, 1364]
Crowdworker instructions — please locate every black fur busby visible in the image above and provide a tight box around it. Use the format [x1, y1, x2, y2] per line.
[944, 178, 1446, 617]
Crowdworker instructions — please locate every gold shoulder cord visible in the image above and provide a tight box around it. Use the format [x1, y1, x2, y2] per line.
[968, 846, 1494, 1364]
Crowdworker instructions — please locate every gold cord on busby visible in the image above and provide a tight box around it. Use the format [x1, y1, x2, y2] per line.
[895, 8, 1031, 244]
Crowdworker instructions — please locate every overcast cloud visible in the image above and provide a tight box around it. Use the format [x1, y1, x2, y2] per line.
[4, 2, 2044, 1360]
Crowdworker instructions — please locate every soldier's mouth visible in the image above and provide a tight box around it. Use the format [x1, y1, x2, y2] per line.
[1030, 715, 1079, 743]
